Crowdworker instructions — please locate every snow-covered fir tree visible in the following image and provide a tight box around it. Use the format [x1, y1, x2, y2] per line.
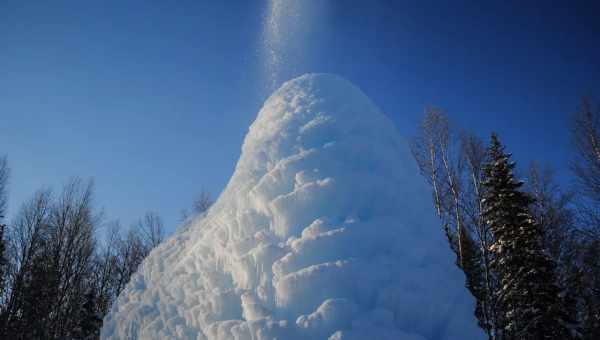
[482, 133, 579, 340]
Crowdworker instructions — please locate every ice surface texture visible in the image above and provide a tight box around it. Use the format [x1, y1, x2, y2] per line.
[101, 74, 484, 340]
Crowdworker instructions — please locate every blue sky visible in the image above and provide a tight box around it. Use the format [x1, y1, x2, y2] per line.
[1, 1, 599, 233]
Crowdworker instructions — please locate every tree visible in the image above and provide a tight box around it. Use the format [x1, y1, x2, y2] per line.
[0, 155, 173, 338]
[570, 97, 600, 338]
[91, 225, 121, 318]
[459, 226, 488, 331]
[193, 190, 212, 215]
[578, 239, 600, 339]
[411, 109, 497, 338]
[0, 156, 8, 219]
[0, 223, 6, 303]
[46, 178, 99, 338]
[459, 131, 499, 336]
[526, 163, 576, 267]
[411, 109, 465, 262]
[482, 133, 578, 339]
[0, 156, 8, 306]
[1, 189, 52, 337]
[18, 252, 59, 339]
[181, 190, 213, 221]
[136, 211, 164, 252]
[73, 288, 102, 340]
[0, 179, 101, 339]
[92, 213, 165, 320]
[572, 97, 600, 238]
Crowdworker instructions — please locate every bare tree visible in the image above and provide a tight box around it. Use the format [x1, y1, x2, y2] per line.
[0, 163, 168, 338]
[459, 131, 499, 336]
[411, 109, 499, 338]
[526, 163, 576, 262]
[46, 178, 99, 337]
[1, 178, 101, 339]
[573, 98, 600, 232]
[0, 157, 9, 306]
[181, 190, 213, 221]
[193, 190, 213, 215]
[410, 108, 465, 263]
[573, 98, 600, 206]
[98, 213, 164, 308]
[571, 97, 600, 338]
[112, 225, 148, 298]
[91, 222, 122, 316]
[0, 156, 8, 219]
[2, 189, 53, 336]
[136, 211, 164, 251]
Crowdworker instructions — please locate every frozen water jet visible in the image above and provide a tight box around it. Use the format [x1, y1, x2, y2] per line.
[101, 73, 484, 340]
[261, 0, 329, 90]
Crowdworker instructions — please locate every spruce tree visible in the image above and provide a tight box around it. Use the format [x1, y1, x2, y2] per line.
[580, 240, 600, 339]
[0, 221, 6, 298]
[76, 288, 103, 340]
[458, 227, 489, 332]
[17, 253, 59, 339]
[0, 220, 7, 338]
[482, 133, 578, 339]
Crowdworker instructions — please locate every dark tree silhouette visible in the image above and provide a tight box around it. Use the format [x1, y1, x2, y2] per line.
[482, 134, 578, 339]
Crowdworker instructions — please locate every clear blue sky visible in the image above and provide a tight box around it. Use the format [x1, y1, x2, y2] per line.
[2, 0, 599, 234]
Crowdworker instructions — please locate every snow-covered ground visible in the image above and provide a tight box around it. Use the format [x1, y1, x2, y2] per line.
[101, 74, 484, 340]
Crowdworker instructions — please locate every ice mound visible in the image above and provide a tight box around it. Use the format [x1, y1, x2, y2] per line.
[101, 74, 484, 340]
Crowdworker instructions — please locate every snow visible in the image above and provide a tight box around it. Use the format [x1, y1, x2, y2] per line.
[101, 74, 484, 340]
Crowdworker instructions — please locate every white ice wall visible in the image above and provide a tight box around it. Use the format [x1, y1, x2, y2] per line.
[101, 74, 484, 340]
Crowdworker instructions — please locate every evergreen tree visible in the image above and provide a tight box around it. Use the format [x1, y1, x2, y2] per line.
[0, 221, 6, 299]
[458, 227, 489, 332]
[0, 220, 7, 339]
[73, 288, 102, 340]
[482, 134, 578, 339]
[579, 240, 600, 339]
[0, 157, 8, 323]
[17, 253, 59, 339]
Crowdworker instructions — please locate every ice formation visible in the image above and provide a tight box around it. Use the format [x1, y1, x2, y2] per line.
[101, 74, 484, 340]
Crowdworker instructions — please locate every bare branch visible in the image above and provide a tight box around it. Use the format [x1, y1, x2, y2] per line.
[0, 156, 9, 219]
[136, 211, 164, 250]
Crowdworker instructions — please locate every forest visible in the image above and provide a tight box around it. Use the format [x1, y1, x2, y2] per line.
[0, 168, 211, 339]
[411, 98, 600, 339]
[0, 99, 599, 340]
